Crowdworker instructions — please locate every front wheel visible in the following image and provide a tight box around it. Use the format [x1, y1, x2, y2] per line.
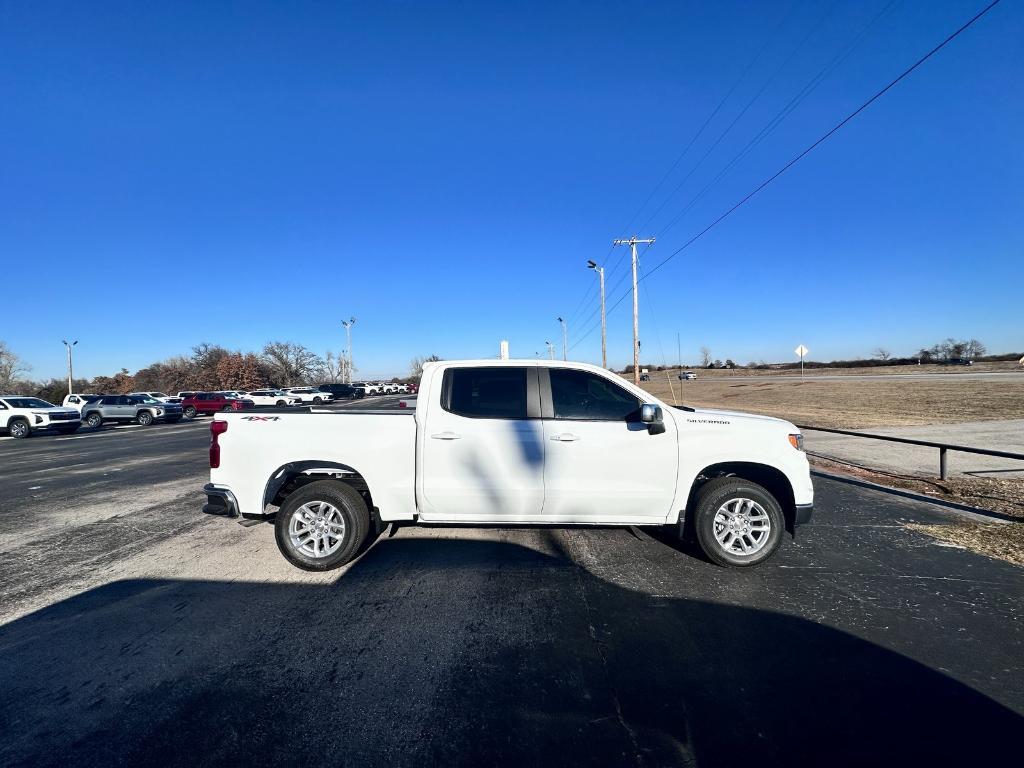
[9, 418, 30, 438]
[85, 412, 103, 429]
[312, 396, 323, 404]
[693, 477, 784, 567]
[183, 406, 197, 419]
[274, 480, 369, 571]
[276, 400, 286, 407]
[137, 410, 154, 426]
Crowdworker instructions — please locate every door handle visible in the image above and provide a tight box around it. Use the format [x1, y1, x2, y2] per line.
[550, 433, 580, 442]
[431, 431, 462, 440]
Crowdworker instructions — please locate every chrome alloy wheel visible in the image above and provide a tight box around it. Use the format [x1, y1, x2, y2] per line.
[289, 501, 346, 558]
[712, 497, 771, 556]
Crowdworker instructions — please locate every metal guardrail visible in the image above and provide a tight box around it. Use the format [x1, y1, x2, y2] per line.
[797, 425, 1024, 480]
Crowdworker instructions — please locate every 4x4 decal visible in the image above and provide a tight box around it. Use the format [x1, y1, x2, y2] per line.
[241, 416, 280, 422]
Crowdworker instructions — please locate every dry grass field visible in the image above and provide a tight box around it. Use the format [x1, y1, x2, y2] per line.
[637, 374, 1024, 429]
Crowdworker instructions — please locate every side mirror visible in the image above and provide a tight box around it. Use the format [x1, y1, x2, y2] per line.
[640, 404, 665, 435]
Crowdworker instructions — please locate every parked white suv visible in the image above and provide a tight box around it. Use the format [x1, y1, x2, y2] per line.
[129, 391, 182, 404]
[63, 393, 102, 411]
[245, 389, 301, 407]
[204, 360, 813, 571]
[283, 387, 333, 405]
[0, 396, 81, 438]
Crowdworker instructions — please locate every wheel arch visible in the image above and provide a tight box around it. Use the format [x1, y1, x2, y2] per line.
[263, 460, 374, 517]
[685, 461, 796, 534]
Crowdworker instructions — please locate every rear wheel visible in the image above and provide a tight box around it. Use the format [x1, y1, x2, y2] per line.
[693, 477, 784, 567]
[137, 410, 154, 426]
[9, 418, 30, 438]
[274, 480, 369, 571]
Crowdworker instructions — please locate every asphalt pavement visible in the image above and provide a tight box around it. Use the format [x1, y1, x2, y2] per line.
[0, 408, 1021, 767]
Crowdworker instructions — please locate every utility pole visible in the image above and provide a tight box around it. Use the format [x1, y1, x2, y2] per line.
[677, 332, 681, 371]
[587, 260, 607, 369]
[556, 317, 568, 361]
[612, 236, 655, 385]
[342, 318, 356, 383]
[62, 340, 78, 396]
[545, 341, 555, 360]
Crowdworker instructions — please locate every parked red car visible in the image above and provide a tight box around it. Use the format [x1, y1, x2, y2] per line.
[181, 392, 254, 419]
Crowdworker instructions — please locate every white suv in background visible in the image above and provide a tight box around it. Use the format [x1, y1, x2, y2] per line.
[283, 387, 333, 405]
[244, 390, 301, 407]
[129, 391, 183, 404]
[1, 396, 81, 438]
[63, 393, 102, 411]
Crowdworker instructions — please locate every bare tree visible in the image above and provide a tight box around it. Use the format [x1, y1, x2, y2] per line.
[0, 341, 30, 393]
[872, 347, 892, 361]
[317, 350, 352, 384]
[699, 346, 712, 368]
[963, 338, 986, 360]
[262, 342, 323, 386]
[409, 354, 442, 381]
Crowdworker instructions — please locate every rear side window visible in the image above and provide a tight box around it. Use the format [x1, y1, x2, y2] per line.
[549, 369, 641, 421]
[445, 367, 528, 419]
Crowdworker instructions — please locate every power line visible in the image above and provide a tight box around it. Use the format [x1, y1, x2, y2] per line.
[652, 0, 901, 240]
[642, 0, 1003, 281]
[571, 0, 1000, 356]
[592, 1, 804, 302]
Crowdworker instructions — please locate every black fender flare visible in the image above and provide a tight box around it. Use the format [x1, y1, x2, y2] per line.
[262, 460, 365, 510]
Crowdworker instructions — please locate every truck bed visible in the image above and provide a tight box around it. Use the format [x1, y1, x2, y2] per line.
[210, 410, 417, 521]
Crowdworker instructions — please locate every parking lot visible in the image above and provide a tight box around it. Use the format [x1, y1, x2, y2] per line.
[0, 398, 1020, 767]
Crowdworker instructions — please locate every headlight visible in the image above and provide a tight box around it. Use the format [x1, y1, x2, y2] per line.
[156, 409, 164, 416]
[788, 433, 804, 451]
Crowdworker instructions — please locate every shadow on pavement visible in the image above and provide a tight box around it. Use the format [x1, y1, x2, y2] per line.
[1, 535, 1018, 768]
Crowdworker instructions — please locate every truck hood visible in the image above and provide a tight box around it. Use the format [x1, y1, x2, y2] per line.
[673, 406, 798, 433]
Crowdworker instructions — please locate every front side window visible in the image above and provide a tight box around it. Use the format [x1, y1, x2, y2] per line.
[445, 367, 528, 419]
[549, 369, 641, 421]
[100, 396, 119, 405]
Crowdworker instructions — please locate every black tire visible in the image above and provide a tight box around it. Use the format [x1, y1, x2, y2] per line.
[9, 418, 31, 439]
[692, 477, 784, 567]
[275, 400, 286, 407]
[137, 410, 154, 426]
[274, 480, 369, 572]
[183, 406, 197, 419]
[85, 412, 103, 429]
[221, 405, 232, 412]
[312, 396, 323, 405]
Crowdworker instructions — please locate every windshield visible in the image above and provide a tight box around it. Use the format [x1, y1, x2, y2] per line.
[4, 397, 56, 409]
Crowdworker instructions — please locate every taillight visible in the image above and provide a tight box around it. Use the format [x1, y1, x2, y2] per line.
[210, 419, 228, 468]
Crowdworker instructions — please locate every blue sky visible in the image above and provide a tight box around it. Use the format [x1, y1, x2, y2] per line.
[2, 0, 1021, 380]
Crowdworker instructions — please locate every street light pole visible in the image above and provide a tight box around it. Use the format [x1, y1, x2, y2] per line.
[341, 318, 356, 383]
[62, 339, 77, 397]
[587, 260, 606, 369]
[556, 317, 567, 361]
[545, 341, 555, 360]
[612, 236, 655, 385]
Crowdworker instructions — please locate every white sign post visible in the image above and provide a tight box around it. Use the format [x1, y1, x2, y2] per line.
[794, 344, 809, 379]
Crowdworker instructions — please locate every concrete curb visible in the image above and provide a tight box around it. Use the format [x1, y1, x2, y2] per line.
[811, 470, 1018, 524]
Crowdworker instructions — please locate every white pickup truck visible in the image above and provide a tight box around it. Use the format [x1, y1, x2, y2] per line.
[203, 360, 813, 570]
